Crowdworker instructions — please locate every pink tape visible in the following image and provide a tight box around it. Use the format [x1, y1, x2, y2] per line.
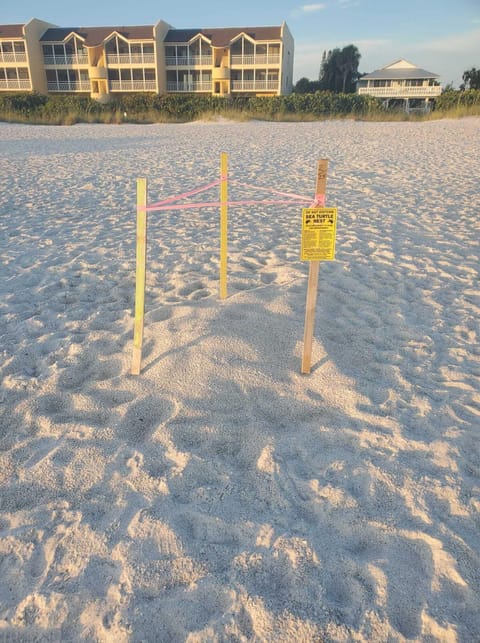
[145, 198, 311, 212]
[147, 178, 222, 209]
[142, 176, 319, 212]
[313, 193, 326, 206]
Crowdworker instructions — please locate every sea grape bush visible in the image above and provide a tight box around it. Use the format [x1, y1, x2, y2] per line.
[0, 90, 478, 123]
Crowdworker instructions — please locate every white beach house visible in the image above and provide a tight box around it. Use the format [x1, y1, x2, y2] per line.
[356, 59, 441, 111]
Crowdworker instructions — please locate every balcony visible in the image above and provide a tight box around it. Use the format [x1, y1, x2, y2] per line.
[0, 79, 31, 90]
[357, 85, 441, 99]
[166, 81, 212, 92]
[231, 55, 280, 66]
[165, 56, 212, 67]
[47, 81, 91, 92]
[109, 80, 157, 92]
[0, 53, 28, 64]
[231, 80, 279, 91]
[106, 54, 155, 66]
[43, 54, 89, 66]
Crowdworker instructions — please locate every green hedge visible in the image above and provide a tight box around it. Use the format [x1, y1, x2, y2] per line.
[0, 91, 382, 123]
[1, 90, 479, 123]
[434, 89, 480, 110]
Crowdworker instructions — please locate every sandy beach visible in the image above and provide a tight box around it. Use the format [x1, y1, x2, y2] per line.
[0, 116, 479, 641]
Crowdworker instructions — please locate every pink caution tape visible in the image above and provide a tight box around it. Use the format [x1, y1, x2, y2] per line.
[141, 176, 323, 213]
[144, 198, 313, 212]
[147, 178, 223, 209]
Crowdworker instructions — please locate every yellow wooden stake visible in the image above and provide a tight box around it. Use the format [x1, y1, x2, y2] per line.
[220, 152, 228, 299]
[131, 178, 147, 375]
[301, 159, 328, 374]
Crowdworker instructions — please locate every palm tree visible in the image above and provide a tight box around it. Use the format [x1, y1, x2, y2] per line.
[338, 45, 361, 93]
[462, 68, 480, 90]
[319, 45, 361, 93]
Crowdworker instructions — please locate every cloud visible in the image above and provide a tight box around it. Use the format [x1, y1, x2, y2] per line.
[300, 3, 326, 12]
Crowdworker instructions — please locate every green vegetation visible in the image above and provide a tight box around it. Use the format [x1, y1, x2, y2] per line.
[461, 68, 480, 90]
[0, 89, 479, 125]
[294, 45, 362, 94]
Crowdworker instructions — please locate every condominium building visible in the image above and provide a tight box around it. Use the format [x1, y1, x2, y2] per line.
[0, 18, 294, 101]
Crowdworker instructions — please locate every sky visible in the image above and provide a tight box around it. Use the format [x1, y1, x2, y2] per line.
[3, 0, 480, 87]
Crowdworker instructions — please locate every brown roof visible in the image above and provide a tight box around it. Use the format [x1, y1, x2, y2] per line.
[40, 25, 154, 46]
[0, 24, 25, 39]
[165, 26, 282, 46]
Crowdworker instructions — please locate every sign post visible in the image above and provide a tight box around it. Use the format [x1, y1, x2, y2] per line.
[220, 152, 228, 299]
[131, 178, 147, 375]
[301, 160, 336, 374]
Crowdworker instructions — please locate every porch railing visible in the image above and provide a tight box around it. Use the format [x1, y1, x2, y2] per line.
[165, 55, 213, 67]
[166, 81, 212, 92]
[231, 55, 280, 66]
[231, 80, 279, 91]
[357, 85, 441, 98]
[47, 81, 91, 92]
[109, 80, 157, 91]
[43, 54, 89, 66]
[106, 54, 155, 65]
[0, 53, 28, 63]
[0, 79, 31, 90]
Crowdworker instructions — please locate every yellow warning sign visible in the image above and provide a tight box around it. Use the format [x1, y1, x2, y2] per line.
[301, 207, 337, 261]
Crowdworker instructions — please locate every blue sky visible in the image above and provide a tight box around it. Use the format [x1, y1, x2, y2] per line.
[3, 0, 480, 87]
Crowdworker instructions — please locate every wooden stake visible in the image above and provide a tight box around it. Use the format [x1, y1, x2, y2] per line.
[131, 178, 147, 375]
[220, 152, 228, 299]
[301, 159, 328, 374]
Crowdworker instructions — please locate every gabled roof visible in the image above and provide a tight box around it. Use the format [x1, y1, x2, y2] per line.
[0, 24, 25, 38]
[362, 59, 439, 80]
[165, 26, 282, 46]
[40, 25, 154, 46]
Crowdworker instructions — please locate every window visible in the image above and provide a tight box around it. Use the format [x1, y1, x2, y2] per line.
[105, 39, 117, 55]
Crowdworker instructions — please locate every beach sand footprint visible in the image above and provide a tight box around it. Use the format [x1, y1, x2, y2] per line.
[116, 395, 175, 444]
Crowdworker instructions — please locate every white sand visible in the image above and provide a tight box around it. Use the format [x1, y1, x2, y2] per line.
[0, 117, 479, 642]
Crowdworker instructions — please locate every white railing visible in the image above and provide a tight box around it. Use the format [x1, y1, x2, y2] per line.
[165, 56, 212, 67]
[166, 81, 212, 92]
[47, 81, 91, 92]
[231, 80, 278, 91]
[357, 85, 441, 98]
[231, 55, 280, 66]
[0, 53, 28, 63]
[0, 79, 31, 90]
[43, 54, 89, 66]
[106, 54, 155, 65]
[109, 80, 157, 91]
